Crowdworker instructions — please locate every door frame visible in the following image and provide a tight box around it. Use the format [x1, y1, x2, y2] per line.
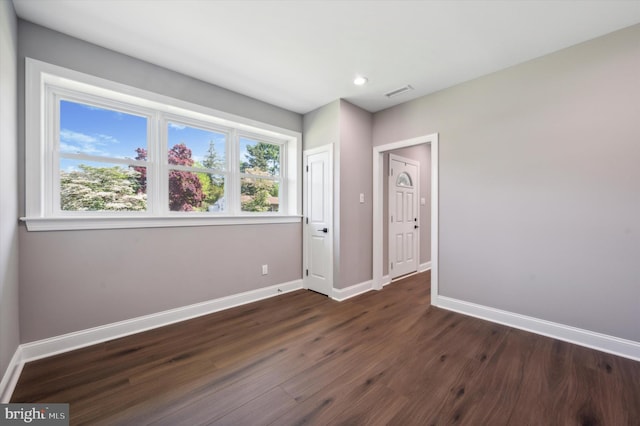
[372, 133, 439, 305]
[303, 143, 334, 297]
[388, 153, 420, 280]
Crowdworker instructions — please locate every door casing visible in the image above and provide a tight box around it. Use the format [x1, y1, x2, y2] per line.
[373, 133, 439, 305]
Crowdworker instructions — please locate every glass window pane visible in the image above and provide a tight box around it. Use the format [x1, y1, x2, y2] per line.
[241, 177, 279, 212]
[168, 122, 226, 170]
[396, 172, 413, 187]
[59, 100, 147, 160]
[60, 159, 146, 211]
[169, 169, 225, 212]
[239, 137, 280, 176]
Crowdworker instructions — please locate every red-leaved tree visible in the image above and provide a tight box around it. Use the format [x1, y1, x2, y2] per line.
[133, 144, 204, 211]
[168, 143, 203, 211]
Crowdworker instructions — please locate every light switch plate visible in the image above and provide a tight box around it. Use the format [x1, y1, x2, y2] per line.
[359, 193, 365, 203]
[420, 197, 426, 206]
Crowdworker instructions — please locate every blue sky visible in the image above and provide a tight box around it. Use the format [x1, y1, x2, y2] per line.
[60, 100, 147, 160]
[60, 100, 227, 169]
[167, 122, 225, 166]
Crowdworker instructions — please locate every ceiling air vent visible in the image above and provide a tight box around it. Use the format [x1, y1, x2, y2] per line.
[384, 85, 414, 98]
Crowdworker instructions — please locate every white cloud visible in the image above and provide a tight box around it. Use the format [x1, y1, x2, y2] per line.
[97, 133, 120, 144]
[60, 129, 97, 144]
[79, 104, 104, 111]
[169, 122, 186, 130]
[60, 129, 119, 156]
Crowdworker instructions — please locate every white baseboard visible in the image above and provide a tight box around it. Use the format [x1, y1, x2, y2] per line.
[385, 264, 429, 287]
[332, 280, 373, 302]
[436, 296, 640, 362]
[419, 261, 432, 272]
[2, 279, 302, 402]
[19, 279, 303, 364]
[0, 346, 24, 403]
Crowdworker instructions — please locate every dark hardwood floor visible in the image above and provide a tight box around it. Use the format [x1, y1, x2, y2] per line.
[11, 272, 640, 425]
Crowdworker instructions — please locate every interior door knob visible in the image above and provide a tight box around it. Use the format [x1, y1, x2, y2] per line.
[318, 228, 328, 233]
[414, 225, 419, 229]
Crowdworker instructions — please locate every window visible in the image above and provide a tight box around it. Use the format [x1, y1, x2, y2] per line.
[58, 100, 149, 212]
[165, 121, 227, 212]
[24, 59, 301, 230]
[396, 172, 413, 188]
[239, 137, 281, 212]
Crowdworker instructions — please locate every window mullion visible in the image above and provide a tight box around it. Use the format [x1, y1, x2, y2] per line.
[282, 139, 288, 214]
[153, 113, 168, 216]
[49, 90, 60, 216]
[228, 129, 239, 215]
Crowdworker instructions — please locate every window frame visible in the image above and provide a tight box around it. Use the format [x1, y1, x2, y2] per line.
[24, 58, 302, 231]
[238, 132, 286, 214]
[52, 91, 154, 217]
[162, 114, 231, 215]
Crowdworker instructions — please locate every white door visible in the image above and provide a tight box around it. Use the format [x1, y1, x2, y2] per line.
[389, 154, 419, 279]
[303, 145, 333, 296]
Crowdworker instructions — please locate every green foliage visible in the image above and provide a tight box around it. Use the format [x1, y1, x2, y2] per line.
[60, 164, 146, 211]
[241, 168, 278, 212]
[61, 139, 277, 213]
[203, 141, 224, 170]
[241, 142, 280, 175]
[239, 143, 280, 212]
[193, 141, 225, 211]
[195, 167, 224, 212]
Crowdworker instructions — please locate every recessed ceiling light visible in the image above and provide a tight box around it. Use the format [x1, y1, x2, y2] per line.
[353, 76, 368, 86]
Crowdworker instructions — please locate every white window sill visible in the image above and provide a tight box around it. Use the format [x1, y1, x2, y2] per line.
[20, 215, 303, 231]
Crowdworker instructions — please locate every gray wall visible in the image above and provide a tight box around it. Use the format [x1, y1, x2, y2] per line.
[373, 24, 640, 342]
[338, 100, 373, 288]
[19, 224, 301, 341]
[0, 0, 20, 383]
[302, 100, 341, 288]
[303, 100, 373, 289]
[383, 144, 431, 275]
[302, 100, 340, 151]
[18, 21, 303, 343]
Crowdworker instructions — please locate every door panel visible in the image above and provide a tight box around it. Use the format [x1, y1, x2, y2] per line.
[310, 161, 325, 222]
[395, 191, 403, 220]
[407, 233, 414, 262]
[304, 147, 333, 295]
[389, 155, 419, 279]
[310, 236, 326, 279]
[406, 193, 414, 222]
[395, 234, 403, 262]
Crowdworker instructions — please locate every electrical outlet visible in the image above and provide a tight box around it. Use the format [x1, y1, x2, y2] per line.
[262, 264, 268, 275]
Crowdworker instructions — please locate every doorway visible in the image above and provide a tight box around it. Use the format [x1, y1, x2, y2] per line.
[372, 133, 439, 304]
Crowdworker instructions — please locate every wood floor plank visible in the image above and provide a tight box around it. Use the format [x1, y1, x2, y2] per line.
[270, 359, 394, 425]
[208, 386, 297, 426]
[11, 272, 640, 425]
[324, 383, 408, 426]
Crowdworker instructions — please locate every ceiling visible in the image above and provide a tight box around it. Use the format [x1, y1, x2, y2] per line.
[12, 0, 640, 114]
